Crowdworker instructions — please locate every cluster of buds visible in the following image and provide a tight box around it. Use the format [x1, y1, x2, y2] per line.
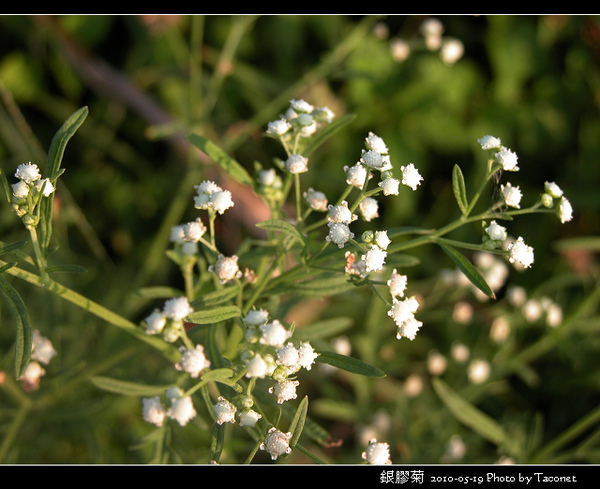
[9, 162, 55, 229]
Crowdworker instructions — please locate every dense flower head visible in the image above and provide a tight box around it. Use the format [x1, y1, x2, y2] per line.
[328, 201, 357, 224]
[484, 220, 508, 242]
[378, 175, 400, 196]
[388, 296, 421, 340]
[238, 409, 262, 427]
[297, 342, 319, 370]
[500, 182, 522, 209]
[508, 236, 535, 269]
[15, 162, 41, 183]
[304, 187, 328, 211]
[175, 344, 210, 378]
[285, 153, 309, 174]
[167, 395, 197, 426]
[193, 181, 234, 214]
[276, 342, 300, 368]
[544, 181, 563, 198]
[163, 296, 194, 321]
[243, 309, 270, 327]
[214, 396, 237, 425]
[387, 269, 408, 299]
[142, 396, 167, 427]
[326, 222, 354, 248]
[400, 163, 423, 190]
[182, 218, 206, 242]
[495, 146, 519, 171]
[359, 197, 379, 222]
[209, 254, 242, 284]
[31, 330, 57, 365]
[11, 181, 29, 200]
[360, 149, 385, 170]
[362, 245, 387, 273]
[260, 427, 292, 460]
[144, 308, 167, 335]
[259, 319, 292, 347]
[269, 379, 300, 404]
[364, 132, 389, 154]
[362, 438, 392, 465]
[344, 163, 370, 189]
[477, 135, 502, 150]
[557, 196, 573, 223]
[244, 352, 275, 378]
[266, 118, 292, 136]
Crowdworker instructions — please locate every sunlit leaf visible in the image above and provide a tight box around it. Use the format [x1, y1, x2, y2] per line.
[316, 351, 385, 378]
[439, 243, 496, 299]
[91, 376, 170, 397]
[452, 164, 469, 216]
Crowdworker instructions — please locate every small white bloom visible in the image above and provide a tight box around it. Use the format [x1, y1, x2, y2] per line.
[289, 99, 314, 113]
[142, 396, 167, 427]
[362, 438, 392, 465]
[209, 254, 242, 284]
[175, 344, 210, 378]
[15, 162, 41, 183]
[31, 330, 57, 365]
[557, 196, 573, 223]
[344, 163, 370, 189]
[144, 308, 167, 335]
[260, 319, 292, 347]
[468, 358, 491, 384]
[297, 112, 314, 127]
[210, 190, 234, 214]
[378, 176, 400, 196]
[360, 149, 384, 170]
[285, 154, 308, 174]
[440, 38, 464, 65]
[304, 188, 328, 211]
[500, 182, 522, 208]
[508, 236, 534, 269]
[170, 225, 186, 244]
[167, 396, 197, 426]
[214, 396, 237, 425]
[182, 218, 207, 242]
[477, 135, 502, 150]
[326, 222, 354, 248]
[387, 269, 408, 298]
[362, 245, 387, 273]
[400, 163, 423, 190]
[313, 106, 335, 123]
[328, 200, 357, 224]
[269, 379, 300, 404]
[495, 146, 519, 171]
[485, 220, 508, 242]
[266, 118, 292, 136]
[238, 409, 262, 427]
[35, 178, 55, 197]
[260, 427, 292, 460]
[11, 180, 29, 200]
[297, 342, 319, 370]
[244, 353, 274, 378]
[388, 296, 420, 327]
[364, 132, 388, 154]
[163, 296, 194, 321]
[390, 38, 411, 62]
[374, 230, 391, 250]
[276, 342, 300, 368]
[243, 309, 269, 326]
[544, 181, 563, 198]
[359, 197, 379, 222]
[397, 315, 423, 340]
[20, 361, 45, 390]
[194, 180, 222, 210]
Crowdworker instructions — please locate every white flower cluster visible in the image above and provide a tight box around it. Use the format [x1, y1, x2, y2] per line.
[361, 438, 392, 465]
[193, 180, 234, 214]
[20, 330, 58, 392]
[142, 387, 197, 427]
[10, 162, 56, 227]
[143, 296, 194, 343]
[242, 309, 318, 405]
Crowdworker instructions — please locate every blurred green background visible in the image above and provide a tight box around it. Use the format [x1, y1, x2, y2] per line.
[0, 15, 599, 464]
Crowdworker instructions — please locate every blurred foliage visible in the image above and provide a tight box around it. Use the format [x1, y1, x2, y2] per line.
[0, 14, 600, 464]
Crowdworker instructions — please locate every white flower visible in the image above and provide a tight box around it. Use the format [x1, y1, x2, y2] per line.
[390, 38, 411, 62]
[144, 308, 167, 335]
[362, 438, 392, 465]
[170, 225, 185, 244]
[326, 222, 354, 248]
[344, 163, 370, 189]
[210, 190, 234, 214]
[214, 396, 237, 425]
[244, 353, 274, 378]
[557, 196, 573, 223]
[508, 236, 534, 269]
[269, 379, 300, 404]
[397, 315, 423, 340]
[440, 38, 464, 65]
[374, 230, 391, 250]
[35, 178, 55, 197]
[31, 330, 57, 365]
[11, 181, 29, 200]
[266, 118, 292, 136]
[477, 135, 502, 150]
[276, 342, 300, 368]
[260, 427, 292, 460]
[175, 344, 210, 378]
[544, 181, 563, 198]
[182, 218, 207, 242]
[163, 296, 194, 321]
[209, 254, 242, 284]
[167, 395, 197, 426]
[243, 309, 269, 327]
[359, 197, 379, 222]
[297, 342, 319, 370]
[194, 180, 222, 210]
[360, 149, 384, 170]
[260, 319, 292, 347]
[362, 245, 387, 273]
[20, 361, 45, 391]
[388, 296, 420, 327]
[400, 163, 423, 190]
[142, 396, 167, 427]
[285, 154, 308, 174]
[289, 99, 314, 113]
[500, 182, 522, 208]
[364, 132, 388, 154]
[304, 188, 328, 211]
[238, 409, 262, 427]
[468, 359, 491, 384]
[387, 269, 408, 298]
[485, 220, 507, 242]
[328, 200, 357, 224]
[495, 146, 519, 171]
[428, 350, 447, 375]
[378, 176, 400, 196]
[15, 162, 41, 183]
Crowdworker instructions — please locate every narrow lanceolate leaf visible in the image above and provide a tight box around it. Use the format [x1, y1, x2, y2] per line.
[433, 378, 522, 457]
[439, 243, 496, 299]
[452, 164, 469, 216]
[186, 133, 254, 187]
[0, 274, 32, 379]
[256, 219, 305, 245]
[316, 351, 385, 378]
[91, 376, 170, 397]
[289, 396, 309, 448]
[185, 305, 241, 325]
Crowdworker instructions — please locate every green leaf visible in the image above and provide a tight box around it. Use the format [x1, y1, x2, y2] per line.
[0, 274, 32, 379]
[185, 305, 241, 325]
[256, 219, 305, 245]
[433, 377, 522, 457]
[289, 395, 309, 448]
[201, 368, 236, 385]
[46, 264, 88, 274]
[452, 164, 469, 216]
[274, 274, 354, 297]
[91, 376, 170, 396]
[301, 113, 357, 157]
[316, 351, 385, 378]
[0, 241, 27, 256]
[191, 283, 241, 308]
[186, 133, 253, 186]
[39, 106, 89, 253]
[293, 316, 354, 341]
[439, 243, 496, 299]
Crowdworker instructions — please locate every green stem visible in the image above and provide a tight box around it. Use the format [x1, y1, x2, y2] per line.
[28, 226, 48, 283]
